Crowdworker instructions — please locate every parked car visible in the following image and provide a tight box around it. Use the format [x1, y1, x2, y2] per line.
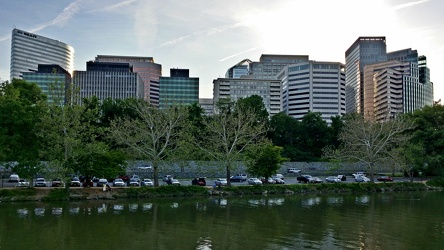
[261, 177, 276, 184]
[309, 177, 323, 183]
[34, 178, 47, 187]
[377, 176, 394, 182]
[113, 178, 125, 187]
[141, 179, 154, 187]
[352, 172, 366, 178]
[287, 168, 302, 174]
[128, 178, 139, 187]
[215, 178, 228, 186]
[297, 175, 312, 183]
[166, 178, 181, 186]
[97, 178, 108, 187]
[118, 175, 130, 183]
[229, 175, 244, 182]
[326, 176, 342, 183]
[131, 175, 140, 183]
[355, 176, 371, 182]
[17, 179, 30, 187]
[272, 174, 284, 180]
[70, 177, 81, 187]
[273, 177, 285, 184]
[163, 175, 173, 182]
[137, 165, 152, 170]
[51, 178, 64, 187]
[235, 173, 247, 181]
[337, 175, 347, 181]
[192, 177, 206, 186]
[248, 178, 262, 185]
[9, 174, 20, 183]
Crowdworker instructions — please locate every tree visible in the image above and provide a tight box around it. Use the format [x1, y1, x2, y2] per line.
[193, 99, 268, 185]
[407, 103, 444, 176]
[236, 95, 269, 125]
[324, 113, 414, 182]
[0, 79, 47, 179]
[110, 100, 187, 187]
[246, 141, 288, 181]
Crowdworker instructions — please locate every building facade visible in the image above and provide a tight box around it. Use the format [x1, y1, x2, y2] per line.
[94, 55, 161, 106]
[10, 28, 74, 80]
[22, 64, 71, 105]
[213, 77, 282, 116]
[225, 59, 251, 78]
[199, 98, 214, 116]
[249, 54, 309, 79]
[345, 37, 387, 114]
[72, 61, 144, 104]
[159, 69, 199, 109]
[279, 61, 346, 124]
[364, 60, 433, 122]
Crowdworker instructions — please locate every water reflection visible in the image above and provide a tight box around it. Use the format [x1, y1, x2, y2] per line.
[195, 237, 212, 250]
[355, 195, 370, 205]
[129, 203, 138, 212]
[113, 204, 124, 214]
[52, 207, 63, 216]
[301, 196, 322, 207]
[97, 203, 107, 214]
[34, 208, 45, 217]
[142, 203, 152, 211]
[17, 208, 28, 217]
[326, 197, 343, 205]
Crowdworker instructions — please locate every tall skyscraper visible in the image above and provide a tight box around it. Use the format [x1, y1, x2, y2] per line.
[10, 28, 74, 80]
[159, 69, 199, 109]
[345, 37, 387, 114]
[94, 55, 161, 106]
[225, 59, 251, 78]
[280, 61, 346, 124]
[22, 64, 71, 105]
[72, 61, 144, 104]
[249, 54, 309, 79]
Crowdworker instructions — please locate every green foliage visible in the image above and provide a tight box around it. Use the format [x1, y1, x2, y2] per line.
[0, 187, 36, 198]
[41, 188, 70, 201]
[426, 177, 444, 188]
[246, 142, 288, 179]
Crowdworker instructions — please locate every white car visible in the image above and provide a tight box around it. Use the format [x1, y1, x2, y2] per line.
[352, 172, 366, 178]
[355, 176, 371, 182]
[215, 178, 228, 186]
[272, 174, 284, 180]
[273, 177, 285, 184]
[17, 179, 30, 187]
[326, 176, 342, 183]
[9, 174, 20, 183]
[113, 178, 125, 187]
[34, 178, 47, 187]
[248, 178, 262, 185]
[141, 179, 154, 187]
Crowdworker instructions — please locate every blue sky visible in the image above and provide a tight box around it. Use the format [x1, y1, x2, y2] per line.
[1, 0, 443, 101]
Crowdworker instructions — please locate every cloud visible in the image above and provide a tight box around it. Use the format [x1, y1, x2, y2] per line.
[219, 47, 260, 62]
[157, 21, 248, 48]
[87, 0, 138, 13]
[391, 0, 430, 10]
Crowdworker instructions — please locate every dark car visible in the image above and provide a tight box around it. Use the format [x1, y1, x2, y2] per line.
[229, 175, 244, 182]
[51, 178, 64, 187]
[297, 175, 313, 183]
[377, 176, 394, 182]
[192, 177, 206, 186]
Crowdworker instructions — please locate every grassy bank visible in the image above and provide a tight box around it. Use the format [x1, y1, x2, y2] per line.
[0, 181, 442, 202]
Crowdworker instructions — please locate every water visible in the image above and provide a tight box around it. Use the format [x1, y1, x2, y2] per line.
[0, 191, 443, 249]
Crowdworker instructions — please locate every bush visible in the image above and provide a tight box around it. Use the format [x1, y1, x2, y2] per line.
[426, 177, 444, 188]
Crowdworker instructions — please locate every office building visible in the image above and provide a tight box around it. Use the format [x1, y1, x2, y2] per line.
[213, 77, 282, 116]
[279, 61, 346, 124]
[72, 61, 144, 104]
[225, 59, 251, 78]
[10, 28, 74, 80]
[22, 64, 71, 105]
[94, 55, 161, 106]
[159, 69, 199, 109]
[199, 98, 214, 115]
[364, 60, 433, 122]
[345, 37, 387, 114]
[249, 54, 309, 79]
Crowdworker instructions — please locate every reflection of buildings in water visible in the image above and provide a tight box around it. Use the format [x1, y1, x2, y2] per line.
[142, 203, 153, 211]
[301, 197, 322, 207]
[326, 197, 344, 205]
[69, 207, 80, 215]
[52, 207, 63, 216]
[35, 208, 45, 217]
[171, 202, 179, 209]
[355, 195, 370, 205]
[17, 208, 29, 217]
[129, 204, 138, 212]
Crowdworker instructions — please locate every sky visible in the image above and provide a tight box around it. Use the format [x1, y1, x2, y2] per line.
[0, 0, 443, 101]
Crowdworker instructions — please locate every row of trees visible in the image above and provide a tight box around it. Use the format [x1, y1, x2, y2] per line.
[1, 79, 444, 185]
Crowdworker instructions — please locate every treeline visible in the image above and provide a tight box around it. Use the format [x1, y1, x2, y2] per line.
[1, 79, 444, 184]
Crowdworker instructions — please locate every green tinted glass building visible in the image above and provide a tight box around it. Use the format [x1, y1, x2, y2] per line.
[159, 69, 199, 109]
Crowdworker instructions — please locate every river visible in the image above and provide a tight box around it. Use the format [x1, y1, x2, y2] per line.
[0, 191, 442, 249]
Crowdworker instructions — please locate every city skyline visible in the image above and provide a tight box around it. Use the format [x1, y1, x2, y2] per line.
[1, 0, 443, 102]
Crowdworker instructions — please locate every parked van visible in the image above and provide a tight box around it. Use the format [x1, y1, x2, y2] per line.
[287, 168, 301, 174]
[9, 173, 20, 182]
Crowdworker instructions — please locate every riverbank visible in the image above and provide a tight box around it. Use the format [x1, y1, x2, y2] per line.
[0, 181, 441, 202]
